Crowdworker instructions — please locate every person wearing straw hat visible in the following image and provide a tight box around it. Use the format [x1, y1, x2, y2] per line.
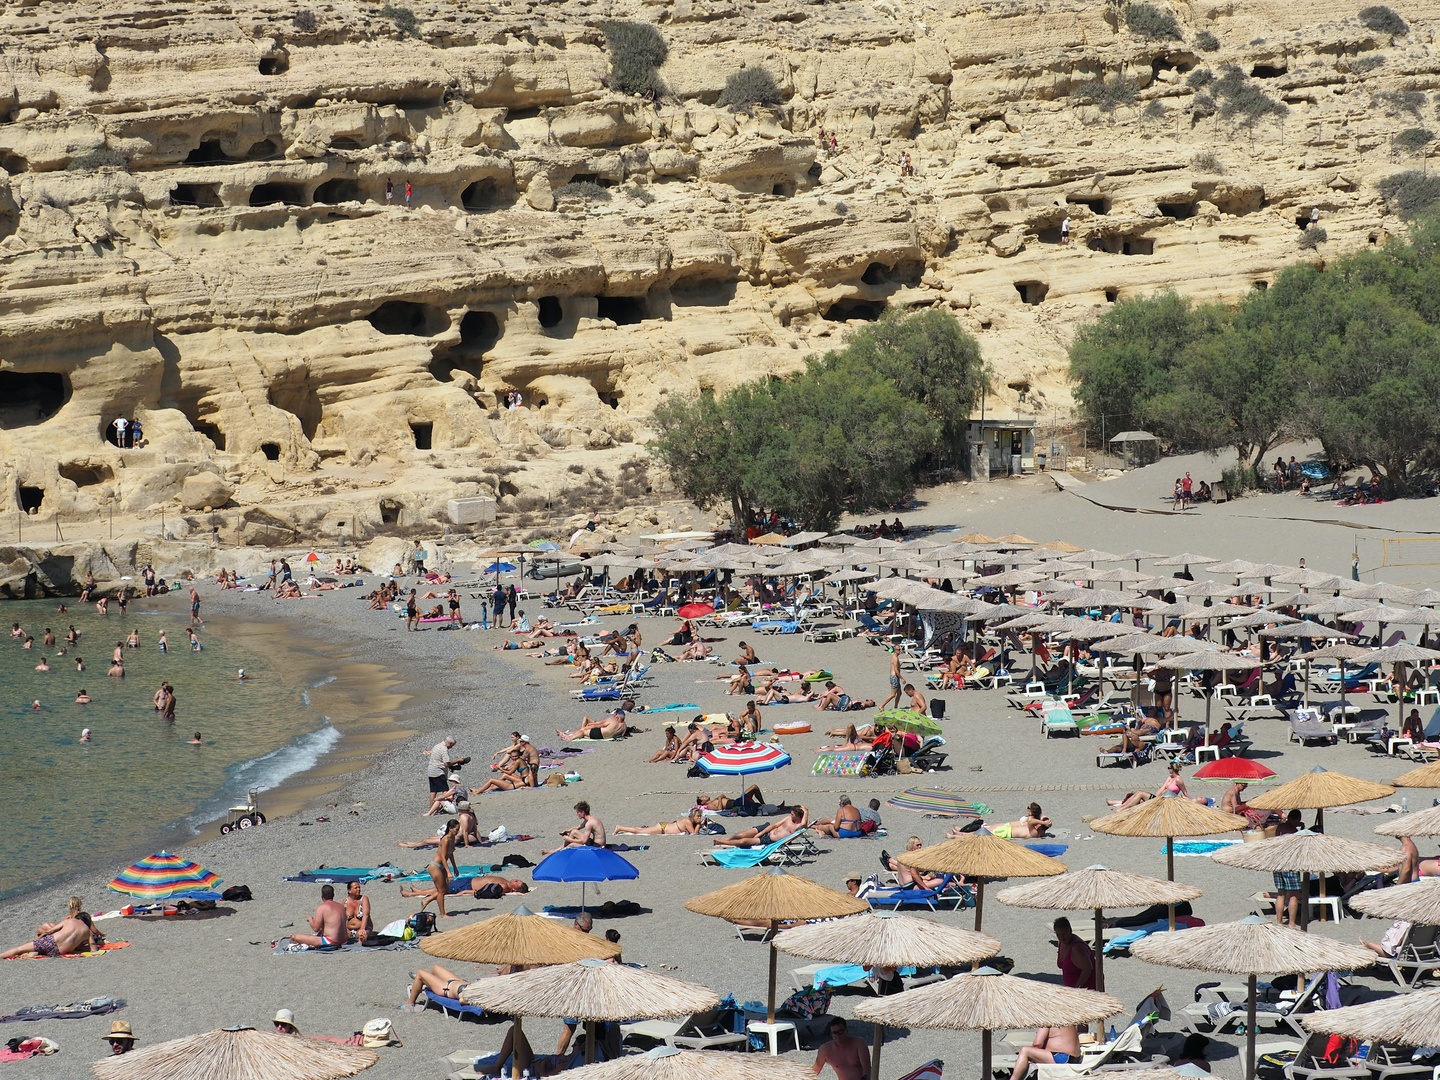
[101, 1020, 135, 1055]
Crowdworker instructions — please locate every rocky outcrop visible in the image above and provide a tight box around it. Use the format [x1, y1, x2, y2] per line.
[0, 0, 1433, 544]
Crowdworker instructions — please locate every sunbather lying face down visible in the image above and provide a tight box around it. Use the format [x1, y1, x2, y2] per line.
[711, 806, 808, 847]
[401, 876, 530, 911]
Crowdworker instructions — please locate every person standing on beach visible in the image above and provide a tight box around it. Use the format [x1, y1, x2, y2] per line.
[405, 179, 412, 208]
[406, 589, 419, 631]
[880, 650, 902, 711]
[188, 586, 202, 626]
[813, 1019, 870, 1080]
[491, 583, 506, 628]
[427, 736, 457, 811]
[427, 819, 460, 919]
[505, 584, 518, 625]
[386, 178, 393, 205]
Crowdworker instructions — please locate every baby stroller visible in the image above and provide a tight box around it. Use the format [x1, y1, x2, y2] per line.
[861, 744, 899, 777]
[910, 737, 948, 772]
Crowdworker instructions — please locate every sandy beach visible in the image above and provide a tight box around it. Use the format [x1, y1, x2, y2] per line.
[6, 463, 1440, 1080]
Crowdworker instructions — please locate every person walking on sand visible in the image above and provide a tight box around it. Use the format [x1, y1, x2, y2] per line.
[426, 736, 457, 812]
[405, 180, 412, 208]
[880, 649, 902, 711]
[426, 819, 461, 919]
[813, 1018, 870, 1080]
[1181, 472, 1193, 510]
[1061, 215, 1071, 243]
[406, 589, 419, 631]
[386, 177, 393, 205]
[188, 586, 202, 626]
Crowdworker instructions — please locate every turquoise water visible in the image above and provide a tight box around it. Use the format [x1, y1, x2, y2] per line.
[0, 600, 336, 899]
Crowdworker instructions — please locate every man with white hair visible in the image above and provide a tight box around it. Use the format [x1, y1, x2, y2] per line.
[426, 736, 457, 812]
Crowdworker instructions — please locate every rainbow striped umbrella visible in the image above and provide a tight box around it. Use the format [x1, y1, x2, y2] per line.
[887, 789, 991, 818]
[109, 851, 224, 901]
[698, 741, 792, 776]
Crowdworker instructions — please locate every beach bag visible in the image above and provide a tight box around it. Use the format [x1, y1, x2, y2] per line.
[778, 985, 832, 1020]
[222, 885, 253, 902]
[361, 1018, 403, 1048]
[930, 698, 946, 719]
[687, 762, 710, 779]
[408, 911, 437, 937]
[489, 825, 509, 842]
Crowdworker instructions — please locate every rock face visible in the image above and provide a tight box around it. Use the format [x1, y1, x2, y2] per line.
[0, 0, 1432, 543]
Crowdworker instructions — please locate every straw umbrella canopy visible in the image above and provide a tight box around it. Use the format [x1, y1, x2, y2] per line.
[1222, 610, 1298, 629]
[996, 865, 1201, 995]
[461, 958, 719, 1063]
[1392, 763, 1440, 790]
[775, 911, 1001, 1074]
[1133, 916, 1372, 1080]
[1156, 651, 1262, 731]
[1303, 988, 1440, 1049]
[853, 967, 1122, 1080]
[1344, 581, 1423, 603]
[1212, 830, 1403, 931]
[897, 835, 1065, 932]
[567, 1046, 813, 1080]
[1300, 595, 1368, 616]
[91, 1026, 377, 1080]
[1246, 766, 1396, 830]
[1369, 642, 1440, 730]
[1296, 641, 1376, 718]
[1259, 620, 1355, 642]
[1375, 803, 1440, 836]
[1350, 877, 1440, 924]
[422, 906, 621, 965]
[685, 868, 866, 1023]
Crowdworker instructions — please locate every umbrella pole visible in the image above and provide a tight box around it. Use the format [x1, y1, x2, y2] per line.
[1304, 658, 1311, 710]
[1246, 973, 1257, 1080]
[974, 879, 985, 934]
[586, 1022, 596, 1065]
[870, 1023, 885, 1079]
[767, 921, 778, 1024]
[1167, 837, 1176, 932]
[512, 1016, 524, 1080]
[982, 1029, 992, 1080]
[1093, 906, 1106, 1041]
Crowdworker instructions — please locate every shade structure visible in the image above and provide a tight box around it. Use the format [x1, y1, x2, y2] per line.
[1303, 987, 1440, 1048]
[566, 1046, 813, 1080]
[91, 1026, 376, 1080]
[422, 905, 621, 965]
[1191, 758, 1276, 783]
[1131, 916, 1373, 1080]
[1258, 620, 1355, 641]
[696, 743, 791, 798]
[1091, 799, 1245, 927]
[1211, 830, 1402, 873]
[775, 911, 1001, 1075]
[886, 789, 988, 818]
[996, 864, 1201, 997]
[1367, 643, 1440, 731]
[461, 958, 718, 1061]
[1246, 766, 1396, 830]
[898, 835, 1065, 932]
[108, 852, 223, 901]
[872, 708, 942, 737]
[1350, 877, 1440, 924]
[532, 847, 639, 912]
[676, 603, 714, 619]
[1393, 762, 1440, 789]
[686, 868, 867, 1022]
[1156, 650, 1262, 730]
[1153, 552, 1218, 567]
[854, 967, 1122, 1080]
[1375, 803, 1440, 837]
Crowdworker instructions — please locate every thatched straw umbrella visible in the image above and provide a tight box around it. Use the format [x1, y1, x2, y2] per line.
[1295, 641, 1374, 719]
[1245, 766, 1396, 831]
[1090, 798, 1245, 928]
[853, 967, 1122, 1080]
[422, 906, 621, 966]
[1368, 642, 1440, 731]
[774, 911, 1000, 1075]
[1350, 877, 1440, 924]
[1212, 831, 1403, 930]
[1392, 761, 1440, 789]
[1156, 651, 1261, 731]
[897, 834, 1065, 932]
[91, 1026, 377, 1080]
[1131, 916, 1372, 1080]
[1303, 987, 1440, 1048]
[1375, 802, 1440, 838]
[460, 958, 718, 1064]
[566, 1045, 813, 1080]
[996, 865, 1200, 996]
[685, 868, 867, 1023]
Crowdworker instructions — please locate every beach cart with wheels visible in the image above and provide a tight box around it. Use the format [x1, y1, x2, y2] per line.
[221, 790, 266, 834]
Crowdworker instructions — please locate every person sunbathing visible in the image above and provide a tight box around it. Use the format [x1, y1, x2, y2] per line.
[1107, 790, 1154, 811]
[615, 808, 704, 835]
[402, 876, 531, 910]
[727, 664, 752, 695]
[649, 726, 681, 762]
[681, 640, 712, 661]
[1008, 1026, 1082, 1080]
[670, 722, 705, 762]
[983, 804, 1052, 839]
[556, 714, 627, 741]
[711, 806, 808, 847]
[819, 724, 872, 752]
[885, 836, 945, 888]
[471, 763, 527, 794]
[737, 701, 762, 738]
[814, 796, 864, 838]
[1, 914, 97, 958]
[814, 681, 845, 710]
[404, 965, 472, 1010]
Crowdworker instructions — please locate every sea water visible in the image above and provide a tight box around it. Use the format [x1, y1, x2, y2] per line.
[0, 599, 335, 899]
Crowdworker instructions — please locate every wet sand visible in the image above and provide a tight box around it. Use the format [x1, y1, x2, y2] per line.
[2, 479, 1436, 1079]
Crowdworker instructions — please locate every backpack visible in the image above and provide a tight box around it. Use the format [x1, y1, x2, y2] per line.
[687, 762, 710, 778]
[408, 911, 437, 936]
[221, 885, 253, 902]
[361, 1018, 402, 1048]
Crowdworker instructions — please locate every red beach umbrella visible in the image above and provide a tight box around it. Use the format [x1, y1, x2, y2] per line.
[676, 603, 713, 619]
[1192, 758, 1277, 783]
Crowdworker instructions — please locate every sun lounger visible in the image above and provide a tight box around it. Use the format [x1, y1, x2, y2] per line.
[621, 1009, 748, 1051]
[425, 989, 486, 1021]
[1041, 702, 1079, 739]
[698, 830, 812, 869]
[1225, 693, 1287, 721]
[866, 873, 970, 912]
[1287, 711, 1338, 745]
[1384, 923, 1440, 987]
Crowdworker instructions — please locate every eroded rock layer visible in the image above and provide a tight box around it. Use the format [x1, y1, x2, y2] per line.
[0, 0, 1432, 540]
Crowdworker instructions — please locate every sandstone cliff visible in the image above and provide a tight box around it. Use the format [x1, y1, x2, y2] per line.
[0, 0, 1432, 546]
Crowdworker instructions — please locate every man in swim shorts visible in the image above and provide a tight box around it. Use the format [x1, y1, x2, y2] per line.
[1008, 1026, 1081, 1080]
[427, 736, 457, 812]
[288, 884, 346, 949]
[543, 801, 606, 854]
[0, 914, 95, 958]
[401, 875, 530, 910]
[814, 796, 864, 838]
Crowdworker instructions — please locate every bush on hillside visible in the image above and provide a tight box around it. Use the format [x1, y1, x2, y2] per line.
[1080, 76, 1138, 112]
[1358, 5, 1407, 35]
[1191, 150, 1223, 173]
[554, 181, 613, 202]
[1144, 100, 1167, 119]
[1195, 30, 1220, 50]
[1377, 170, 1440, 219]
[1350, 55, 1385, 73]
[601, 20, 667, 98]
[1186, 67, 1213, 89]
[1124, 2, 1182, 39]
[718, 67, 783, 110]
[293, 9, 318, 32]
[1298, 225, 1328, 249]
[379, 4, 419, 38]
[1395, 127, 1436, 153]
[1376, 90, 1427, 117]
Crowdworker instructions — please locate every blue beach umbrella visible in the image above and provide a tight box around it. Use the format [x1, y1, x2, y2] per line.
[532, 847, 639, 911]
[484, 561, 518, 574]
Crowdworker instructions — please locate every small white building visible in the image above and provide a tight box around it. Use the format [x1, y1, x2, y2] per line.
[968, 416, 1038, 479]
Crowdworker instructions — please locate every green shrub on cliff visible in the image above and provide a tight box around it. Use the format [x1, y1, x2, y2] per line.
[1124, 3, 1182, 40]
[601, 20, 667, 98]
[379, 4, 419, 38]
[718, 67, 783, 110]
[1358, 5, 1407, 35]
[1194, 30, 1219, 50]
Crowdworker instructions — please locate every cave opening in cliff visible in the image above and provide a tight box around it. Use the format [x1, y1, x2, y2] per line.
[596, 296, 646, 325]
[0, 151, 28, 175]
[250, 183, 307, 207]
[1159, 201, 1196, 220]
[18, 487, 43, 514]
[569, 173, 610, 188]
[268, 379, 322, 440]
[823, 300, 885, 322]
[1101, 236, 1155, 256]
[459, 310, 501, 353]
[506, 106, 543, 121]
[461, 178, 510, 211]
[379, 498, 401, 525]
[1105, 288, 1119, 303]
[185, 140, 229, 166]
[1251, 64, 1286, 79]
[367, 300, 441, 336]
[0, 371, 70, 427]
[313, 178, 362, 204]
[861, 262, 890, 285]
[194, 420, 226, 451]
[330, 137, 364, 150]
[772, 182, 794, 197]
[261, 442, 281, 461]
[537, 296, 564, 328]
[670, 280, 736, 307]
[258, 55, 289, 76]
[1014, 281, 1049, 305]
[246, 139, 281, 161]
[1071, 197, 1110, 215]
[170, 183, 223, 207]
[410, 422, 433, 450]
[59, 462, 112, 487]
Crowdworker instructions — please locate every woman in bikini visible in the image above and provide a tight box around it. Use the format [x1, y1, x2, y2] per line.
[649, 726, 681, 763]
[819, 723, 872, 752]
[738, 701, 762, 739]
[615, 808, 704, 835]
[471, 753, 528, 794]
[426, 819, 460, 919]
[406, 965, 471, 1009]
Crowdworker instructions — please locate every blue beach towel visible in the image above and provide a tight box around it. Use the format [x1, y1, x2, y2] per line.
[1024, 844, 1068, 858]
[1165, 840, 1242, 856]
[285, 866, 405, 884]
[641, 703, 701, 713]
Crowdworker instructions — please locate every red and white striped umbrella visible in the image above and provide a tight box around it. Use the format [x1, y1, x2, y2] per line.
[698, 741, 792, 776]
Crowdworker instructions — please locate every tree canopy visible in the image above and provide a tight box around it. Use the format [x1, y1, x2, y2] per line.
[650, 308, 982, 530]
[1067, 218, 1440, 494]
